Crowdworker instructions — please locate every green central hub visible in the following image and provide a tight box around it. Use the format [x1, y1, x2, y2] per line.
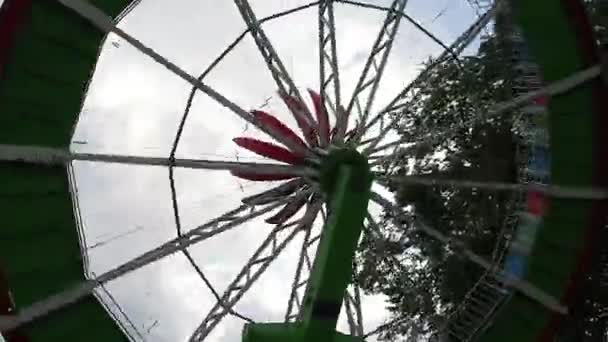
[243, 148, 372, 342]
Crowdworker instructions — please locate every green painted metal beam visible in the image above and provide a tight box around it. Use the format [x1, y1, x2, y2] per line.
[242, 322, 365, 342]
[243, 149, 372, 342]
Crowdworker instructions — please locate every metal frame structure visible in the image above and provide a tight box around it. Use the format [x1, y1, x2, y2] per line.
[189, 205, 319, 341]
[359, 1, 502, 152]
[0, 0, 606, 341]
[242, 148, 373, 341]
[318, 0, 342, 145]
[342, 0, 408, 142]
[233, 0, 318, 148]
[285, 220, 321, 323]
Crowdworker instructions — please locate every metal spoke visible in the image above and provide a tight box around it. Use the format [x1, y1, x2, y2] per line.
[370, 191, 568, 315]
[319, 0, 342, 144]
[338, 0, 408, 141]
[189, 201, 322, 342]
[0, 194, 313, 331]
[338, 199, 364, 337]
[362, 215, 433, 338]
[358, 215, 420, 338]
[377, 174, 608, 200]
[233, 0, 317, 132]
[344, 286, 364, 336]
[364, 214, 407, 271]
[447, 0, 502, 57]
[285, 201, 366, 332]
[368, 63, 602, 157]
[0, 144, 315, 177]
[436, 271, 511, 341]
[55, 0, 312, 156]
[353, 285, 364, 336]
[360, 1, 502, 139]
[284, 212, 321, 322]
[173, 1, 321, 164]
[363, 315, 405, 339]
[360, 117, 400, 154]
[168, 158, 255, 324]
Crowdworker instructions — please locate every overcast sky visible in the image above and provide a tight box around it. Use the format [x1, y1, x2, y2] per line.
[7, 0, 479, 341]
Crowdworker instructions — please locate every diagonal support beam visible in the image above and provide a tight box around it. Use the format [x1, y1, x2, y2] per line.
[370, 191, 568, 315]
[55, 0, 311, 156]
[299, 151, 373, 340]
[0, 144, 315, 178]
[344, 286, 364, 336]
[321, 206, 365, 337]
[189, 202, 322, 342]
[233, 0, 317, 134]
[0, 192, 315, 332]
[285, 205, 366, 335]
[359, 215, 416, 339]
[359, 1, 502, 142]
[367, 63, 601, 163]
[284, 217, 321, 322]
[318, 0, 342, 144]
[448, 0, 501, 56]
[339, 0, 408, 141]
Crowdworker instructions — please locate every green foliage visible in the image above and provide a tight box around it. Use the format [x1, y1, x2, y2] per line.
[356, 30, 517, 339]
[355, 1, 607, 340]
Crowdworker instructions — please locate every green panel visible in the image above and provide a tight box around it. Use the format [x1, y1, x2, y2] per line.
[243, 322, 365, 342]
[481, 0, 599, 341]
[0, 0, 122, 148]
[0, 0, 137, 340]
[300, 149, 372, 340]
[0, 163, 129, 341]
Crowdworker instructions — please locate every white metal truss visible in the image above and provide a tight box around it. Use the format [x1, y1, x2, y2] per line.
[0, 196, 307, 331]
[17, 2, 604, 341]
[450, 0, 501, 57]
[233, 0, 317, 134]
[242, 179, 307, 206]
[437, 8, 543, 339]
[360, 215, 430, 339]
[367, 63, 601, 160]
[466, 0, 494, 14]
[341, 0, 408, 141]
[442, 274, 510, 342]
[318, 0, 342, 144]
[370, 191, 568, 315]
[284, 220, 321, 322]
[344, 286, 365, 336]
[189, 202, 322, 341]
[0, 144, 315, 178]
[56, 0, 313, 156]
[436, 151, 529, 341]
[360, 1, 501, 142]
[284, 205, 365, 336]
[188, 222, 299, 341]
[376, 174, 608, 200]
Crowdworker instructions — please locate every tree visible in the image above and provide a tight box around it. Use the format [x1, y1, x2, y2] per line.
[356, 29, 517, 339]
[355, 1, 607, 340]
